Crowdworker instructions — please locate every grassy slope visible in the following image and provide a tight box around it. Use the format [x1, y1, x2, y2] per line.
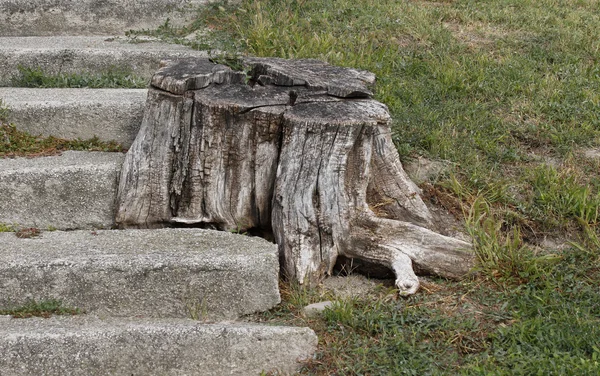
[178, 0, 600, 374]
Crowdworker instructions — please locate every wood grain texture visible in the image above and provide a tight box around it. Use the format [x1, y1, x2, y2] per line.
[116, 57, 473, 295]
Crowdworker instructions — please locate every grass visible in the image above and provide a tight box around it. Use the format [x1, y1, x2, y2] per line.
[0, 122, 125, 157]
[0, 99, 9, 123]
[0, 299, 82, 318]
[0, 223, 16, 232]
[259, 266, 600, 375]
[185, 0, 600, 242]
[11, 65, 147, 88]
[148, 0, 600, 374]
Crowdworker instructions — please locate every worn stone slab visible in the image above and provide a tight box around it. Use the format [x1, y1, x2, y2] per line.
[0, 317, 317, 375]
[0, 88, 146, 146]
[0, 151, 123, 230]
[0, 228, 281, 319]
[0, 0, 208, 36]
[0, 36, 209, 86]
[303, 301, 333, 318]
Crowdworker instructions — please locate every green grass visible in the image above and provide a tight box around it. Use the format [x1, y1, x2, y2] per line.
[262, 257, 600, 375]
[184, 0, 600, 242]
[1, 96, 124, 157]
[0, 99, 9, 123]
[11, 65, 147, 88]
[160, 0, 600, 374]
[0, 223, 16, 232]
[0, 299, 82, 318]
[0, 122, 125, 157]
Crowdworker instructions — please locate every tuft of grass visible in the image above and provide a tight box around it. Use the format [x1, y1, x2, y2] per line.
[125, 18, 215, 51]
[527, 163, 600, 231]
[0, 99, 9, 123]
[14, 227, 41, 238]
[11, 65, 147, 89]
[209, 51, 246, 72]
[0, 299, 83, 318]
[466, 196, 562, 285]
[0, 223, 16, 232]
[0, 123, 125, 158]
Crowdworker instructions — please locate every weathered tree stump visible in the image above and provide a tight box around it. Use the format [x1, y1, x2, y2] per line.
[116, 57, 473, 295]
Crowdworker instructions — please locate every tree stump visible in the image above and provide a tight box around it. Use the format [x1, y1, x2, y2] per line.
[116, 57, 473, 295]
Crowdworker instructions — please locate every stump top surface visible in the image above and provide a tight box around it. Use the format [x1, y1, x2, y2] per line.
[151, 57, 376, 99]
[286, 100, 391, 125]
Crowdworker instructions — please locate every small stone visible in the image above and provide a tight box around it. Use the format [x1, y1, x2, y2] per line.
[303, 301, 334, 317]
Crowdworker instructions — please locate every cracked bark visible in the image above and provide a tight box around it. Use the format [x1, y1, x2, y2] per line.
[116, 58, 474, 295]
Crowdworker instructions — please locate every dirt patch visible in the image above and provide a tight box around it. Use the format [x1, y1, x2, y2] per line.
[582, 148, 600, 160]
[404, 156, 453, 185]
[322, 275, 395, 300]
[443, 20, 528, 51]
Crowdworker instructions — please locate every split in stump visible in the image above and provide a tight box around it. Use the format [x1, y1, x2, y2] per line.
[116, 57, 474, 295]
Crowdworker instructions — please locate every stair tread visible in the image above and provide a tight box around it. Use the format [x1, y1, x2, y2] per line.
[0, 228, 281, 319]
[0, 1, 208, 36]
[0, 316, 317, 376]
[0, 35, 201, 52]
[0, 87, 147, 145]
[0, 36, 209, 86]
[0, 151, 123, 230]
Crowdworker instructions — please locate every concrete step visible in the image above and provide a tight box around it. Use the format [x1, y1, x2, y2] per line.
[0, 36, 208, 86]
[0, 316, 317, 375]
[0, 88, 146, 146]
[0, 228, 281, 319]
[0, 0, 207, 36]
[0, 151, 123, 230]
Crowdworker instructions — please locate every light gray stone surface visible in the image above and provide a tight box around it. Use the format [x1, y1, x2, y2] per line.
[303, 301, 333, 317]
[0, 316, 317, 375]
[0, 0, 208, 36]
[0, 36, 209, 86]
[0, 88, 146, 146]
[0, 151, 123, 230]
[0, 228, 281, 319]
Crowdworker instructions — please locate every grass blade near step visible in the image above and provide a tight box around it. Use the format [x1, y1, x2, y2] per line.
[11, 66, 147, 89]
[0, 299, 83, 319]
[0, 123, 125, 158]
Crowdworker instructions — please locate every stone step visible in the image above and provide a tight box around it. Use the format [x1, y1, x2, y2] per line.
[0, 228, 281, 319]
[0, 0, 207, 36]
[0, 88, 146, 146]
[0, 36, 208, 86]
[0, 316, 317, 375]
[0, 151, 123, 230]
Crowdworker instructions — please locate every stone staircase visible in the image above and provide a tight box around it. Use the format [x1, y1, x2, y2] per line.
[0, 1, 317, 375]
